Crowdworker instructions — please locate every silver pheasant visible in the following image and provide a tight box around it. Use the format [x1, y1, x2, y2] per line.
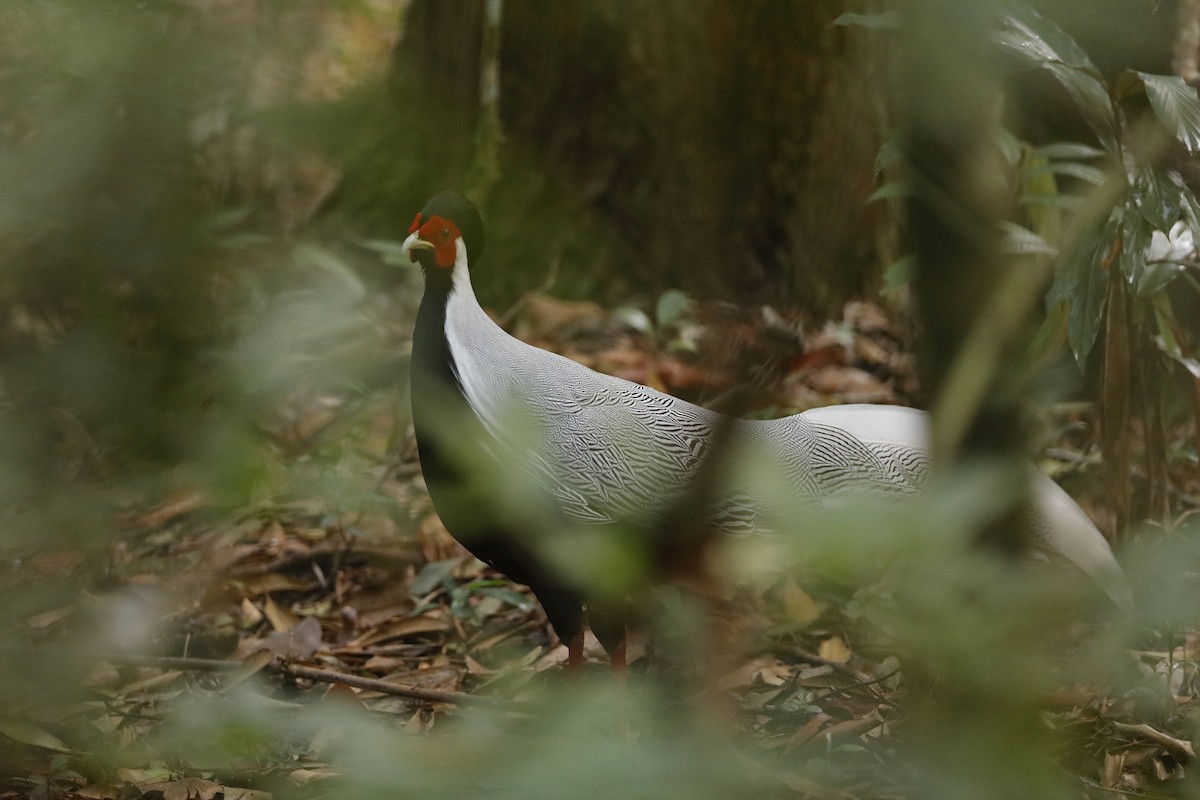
[404, 192, 1128, 670]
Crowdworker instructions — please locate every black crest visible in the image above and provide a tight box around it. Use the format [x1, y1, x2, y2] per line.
[420, 191, 485, 262]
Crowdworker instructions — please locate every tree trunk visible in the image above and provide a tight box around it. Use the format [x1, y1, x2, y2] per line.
[387, 0, 892, 312]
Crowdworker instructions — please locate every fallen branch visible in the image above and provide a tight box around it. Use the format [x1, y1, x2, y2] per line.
[105, 653, 510, 708]
[1112, 721, 1196, 763]
[279, 662, 506, 707]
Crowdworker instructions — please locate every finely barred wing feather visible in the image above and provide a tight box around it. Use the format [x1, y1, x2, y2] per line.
[758, 415, 926, 505]
[454, 310, 928, 527]
[453, 316, 724, 525]
[528, 378, 720, 524]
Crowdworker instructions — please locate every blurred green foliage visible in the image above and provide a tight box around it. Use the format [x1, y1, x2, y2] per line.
[0, 2, 1197, 800]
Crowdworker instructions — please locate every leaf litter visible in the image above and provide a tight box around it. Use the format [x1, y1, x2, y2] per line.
[0, 296, 1196, 800]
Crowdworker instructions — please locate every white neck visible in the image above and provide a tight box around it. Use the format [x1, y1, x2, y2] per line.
[448, 238, 476, 302]
[442, 238, 512, 432]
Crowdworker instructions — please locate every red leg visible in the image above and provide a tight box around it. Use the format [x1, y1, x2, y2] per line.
[608, 636, 627, 677]
[567, 629, 585, 675]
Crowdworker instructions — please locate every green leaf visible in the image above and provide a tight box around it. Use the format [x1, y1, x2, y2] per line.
[1133, 169, 1179, 231]
[1179, 180, 1200, 246]
[882, 255, 914, 291]
[655, 288, 690, 328]
[410, 558, 459, 597]
[874, 135, 903, 174]
[613, 306, 654, 335]
[1152, 296, 1181, 356]
[1120, 201, 1151, 291]
[1138, 261, 1187, 296]
[1032, 141, 1106, 160]
[868, 181, 912, 202]
[1048, 212, 1118, 368]
[202, 205, 255, 231]
[832, 11, 901, 30]
[0, 716, 70, 752]
[1021, 153, 1061, 244]
[474, 586, 535, 610]
[995, 2, 1117, 151]
[1018, 193, 1083, 209]
[1136, 72, 1200, 153]
[998, 221, 1057, 255]
[994, 127, 1024, 167]
[1024, 160, 1108, 185]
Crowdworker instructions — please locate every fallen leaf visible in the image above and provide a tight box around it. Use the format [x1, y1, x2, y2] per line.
[512, 293, 606, 342]
[264, 595, 301, 632]
[116, 669, 184, 697]
[818, 636, 853, 664]
[288, 768, 337, 785]
[234, 573, 316, 598]
[0, 716, 70, 752]
[25, 606, 73, 631]
[75, 784, 127, 799]
[240, 597, 264, 626]
[781, 579, 820, 625]
[220, 649, 275, 693]
[719, 656, 790, 690]
[259, 616, 323, 658]
[323, 682, 368, 710]
[361, 654, 408, 673]
[465, 654, 496, 676]
[351, 614, 449, 648]
[135, 487, 208, 528]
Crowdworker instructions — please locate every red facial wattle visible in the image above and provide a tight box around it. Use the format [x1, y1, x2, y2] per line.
[407, 213, 461, 269]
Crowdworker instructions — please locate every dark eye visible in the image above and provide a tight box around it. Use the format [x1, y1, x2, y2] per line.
[440, 228, 451, 241]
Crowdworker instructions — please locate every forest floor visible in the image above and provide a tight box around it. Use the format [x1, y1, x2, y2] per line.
[2, 293, 1197, 800]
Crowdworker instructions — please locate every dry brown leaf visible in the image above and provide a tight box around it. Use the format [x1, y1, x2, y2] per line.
[418, 515, 465, 564]
[293, 404, 343, 445]
[263, 595, 301, 632]
[781, 579, 820, 625]
[1103, 750, 1124, 789]
[288, 768, 338, 786]
[805, 366, 891, 401]
[785, 713, 833, 750]
[757, 761, 860, 800]
[820, 715, 883, 743]
[394, 665, 463, 692]
[818, 636, 853, 664]
[25, 606, 73, 631]
[655, 357, 733, 393]
[1113, 721, 1197, 762]
[361, 654, 409, 673]
[27, 549, 86, 577]
[719, 656, 790, 690]
[404, 709, 431, 733]
[535, 643, 570, 671]
[0, 716, 70, 752]
[116, 669, 184, 697]
[351, 614, 449, 648]
[240, 597, 264, 626]
[75, 784, 127, 799]
[134, 487, 209, 528]
[220, 649, 275, 694]
[259, 616, 323, 658]
[235, 573, 316, 598]
[465, 654, 496, 676]
[323, 682, 368, 710]
[161, 777, 225, 800]
[471, 624, 528, 652]
[512, 293, 606, 342]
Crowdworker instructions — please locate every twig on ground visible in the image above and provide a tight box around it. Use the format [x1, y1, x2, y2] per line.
[1112, 721, 1196, 763]
[105, 652, 512, 708]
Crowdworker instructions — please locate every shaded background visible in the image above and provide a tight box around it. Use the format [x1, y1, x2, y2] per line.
[2, 2, 1200, 798]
